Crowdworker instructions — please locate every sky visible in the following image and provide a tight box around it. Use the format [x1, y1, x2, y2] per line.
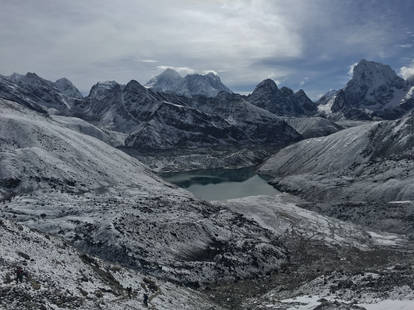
[1, 0, 414, 99]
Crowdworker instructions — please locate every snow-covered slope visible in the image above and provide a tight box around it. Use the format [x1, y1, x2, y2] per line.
[0, 98, 164, 198]
[3, 96, 414, 309]
[248, 79, 317, 117]
[282, 116, 343, 138]
[259, 113, 414, 203]
[0, 98, 289, 285]
[217, 195, 406, 249]
[146, 69, 231, 97]
[0, 219, 223, 310]
[51, 115, 127, 147]
[0, 73, 82, 114]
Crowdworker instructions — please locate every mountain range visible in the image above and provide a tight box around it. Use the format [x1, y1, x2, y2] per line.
[2, 59, 414, 309]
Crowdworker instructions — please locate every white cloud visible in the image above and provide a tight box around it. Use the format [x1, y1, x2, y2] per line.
[0, 0, 409, 94]
[400, 61, 414, 80]
[202, 70, 218, 75]
[299, 76, 309, 86]
[156, 65, 195, 75]
[348, 62, 358, 77]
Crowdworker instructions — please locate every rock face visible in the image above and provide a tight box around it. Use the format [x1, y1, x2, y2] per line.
[0, 72, 82, 115]
[344, 59, 406, 109]
[259, 113, 414, 203]
[248, 79, 317, 116]
[318, 60, 414, 120]
[146, 69, 231, 97]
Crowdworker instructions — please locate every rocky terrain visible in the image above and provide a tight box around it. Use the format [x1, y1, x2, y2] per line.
[0, 219, 222, 310]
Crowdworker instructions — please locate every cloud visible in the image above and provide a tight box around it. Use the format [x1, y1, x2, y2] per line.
[299, 76, 309, 86]
[202, 70, 218, 75]
[156, 65, 195, 75]
[348, 62, 358, 77]
[0, 0, 413, 94]
[400, 61, 414, 80]
[141, 59, 158, 63]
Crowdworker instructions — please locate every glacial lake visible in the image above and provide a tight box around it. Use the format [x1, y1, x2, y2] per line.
[162, 166, 279, 201]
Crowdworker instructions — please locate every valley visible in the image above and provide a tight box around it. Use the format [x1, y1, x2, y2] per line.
[1, 58, 414, 310]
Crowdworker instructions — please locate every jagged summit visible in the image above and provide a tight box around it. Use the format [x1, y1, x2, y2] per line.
[254, 78, 279, 91]
[146, 68, 231, 97]
[317, 59, 413, 119]
[55, 77, 83, 98]
[248, 78, 317, 116]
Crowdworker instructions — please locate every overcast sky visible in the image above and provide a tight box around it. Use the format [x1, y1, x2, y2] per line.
[1, 0, 414, 98]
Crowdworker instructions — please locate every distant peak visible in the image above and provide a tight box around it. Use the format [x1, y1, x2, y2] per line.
[55, 77, 71, 84]
[93, 80, 119, 90]
[256, 79, 278, 90]
[160, 68, 182, 77]
[8, 72, 24, 81]
[25, 72, 41, 79]
[295, 89, 306, 96]
[125, 79, 146, 91]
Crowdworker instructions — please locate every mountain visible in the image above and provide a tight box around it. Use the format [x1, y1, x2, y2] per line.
[0, 97, 290, 286]
[2, 96, 414, 309]
[317, 89, 338, 115]
[72, 80, 301, 152]
[54, 77, 83, 98]
[146, 69, 231, 97]
[248, 79, 317, 116]
[259, 112, 414, 205]
[125, 91, 301, 151]
[0, 72, 82, 115]
[318, 60, 414, 120]
[0, 73, 303, 171]
[145, 68, 185, 92]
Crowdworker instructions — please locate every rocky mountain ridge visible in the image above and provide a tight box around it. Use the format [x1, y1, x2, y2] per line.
[248, 79, 318, 117]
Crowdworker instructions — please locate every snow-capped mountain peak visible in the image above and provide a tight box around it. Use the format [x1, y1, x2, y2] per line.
[145, 68, 183, 90]
[146, 69, 231, 97]
[54, 77, 83, 98]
